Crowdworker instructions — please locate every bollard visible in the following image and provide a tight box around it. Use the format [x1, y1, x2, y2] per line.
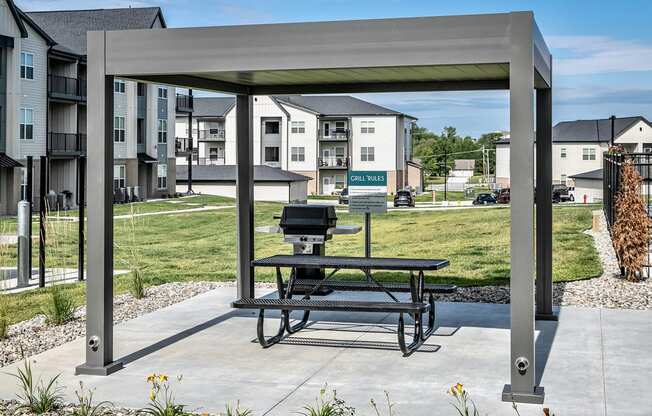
[17, 200, 31, 287]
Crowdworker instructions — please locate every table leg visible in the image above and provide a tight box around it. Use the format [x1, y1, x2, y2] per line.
[285, 267, 310, 334]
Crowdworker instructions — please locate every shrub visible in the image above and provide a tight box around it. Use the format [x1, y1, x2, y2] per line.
[140, 373, 186, 416]
[121, 205, 147, 300]
[130, 269, 146, 300]
[222, 401, 253, 416]
[72, 381, 113, 416]
[42, 284, 76, 325]
[12, 359, 63, 414]
[612, 160, 651, 281]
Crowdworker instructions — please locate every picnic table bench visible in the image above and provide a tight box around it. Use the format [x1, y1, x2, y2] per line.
[232, 255, 454, 355]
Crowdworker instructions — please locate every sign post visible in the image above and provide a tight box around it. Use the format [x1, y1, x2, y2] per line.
[347, 171, 387, 259]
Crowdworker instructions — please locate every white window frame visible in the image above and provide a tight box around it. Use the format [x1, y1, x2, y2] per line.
[20, 168, 28, 200]
[291, 121, 306, 134]
[158, 119, 168, 144]
[19, 108, 33, 140]
[113, 116, 126, 142]
[360, 146, 375, 162]
[157, 164, 168, 189]
[113, 165, 126, 190]
[361, 120, 375, 134]
[560, 148, 567, 159]
[157, 87, 168, 99]
[335, 174, 346, 189]
[291, 146, 305, 162]
[114, 79, 126, 94]
[20, 52, 34, 80]
[560, 174, 567, 185]
[582, 147, 596, 161]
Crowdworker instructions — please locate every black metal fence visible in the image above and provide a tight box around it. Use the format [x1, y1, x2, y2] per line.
[603, 152, 652, 276]
[48, 74, 86, 99]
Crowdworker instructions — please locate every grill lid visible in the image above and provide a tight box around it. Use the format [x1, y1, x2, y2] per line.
[279, 205, 337, 235]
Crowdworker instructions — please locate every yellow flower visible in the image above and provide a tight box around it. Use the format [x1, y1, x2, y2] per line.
[159, 374, 168, 382]
[149, 388, 156, 401]
[147, 374, 156, 382]
[455, 383, 464, 394]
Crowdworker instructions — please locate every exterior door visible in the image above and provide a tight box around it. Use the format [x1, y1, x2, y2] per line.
[322, 176, 334, 195]
[323, 122, 330, 138]
[322, 148, 331, 166]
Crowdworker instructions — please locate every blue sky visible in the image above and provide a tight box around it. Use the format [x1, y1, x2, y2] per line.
[16, 0, 652, 137]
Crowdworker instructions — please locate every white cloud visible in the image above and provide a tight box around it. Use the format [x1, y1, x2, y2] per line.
[549, 35, 652, 76]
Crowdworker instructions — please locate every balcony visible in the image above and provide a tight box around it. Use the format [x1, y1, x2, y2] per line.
[318, 129, 349, 141]
[176, 93, 194, 113]
[197, 129, 226, 141]
[196, 157, 226, 166]
[48, 75, 86, 102]
[47, 133, 86, 157]
[319, 156, 349, 169]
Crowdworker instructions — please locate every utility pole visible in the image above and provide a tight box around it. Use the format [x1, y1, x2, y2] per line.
[443, 140, 448, 201]
[610, 115, 616, 148]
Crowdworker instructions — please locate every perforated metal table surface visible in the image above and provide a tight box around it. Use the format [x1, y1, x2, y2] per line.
[252, 255, 449, 271]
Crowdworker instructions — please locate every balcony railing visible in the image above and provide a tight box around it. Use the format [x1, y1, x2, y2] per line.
[197, 157, 226, 166]
[48, 74, 86, 100]
[198, 129, 226, 141]
[318, 129, 349, 140]
[47, 133, 86, 156]
[176, 93, 194, 112]
[319, 156, 349, 169]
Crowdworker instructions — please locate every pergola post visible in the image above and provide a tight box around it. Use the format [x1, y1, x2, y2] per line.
[503, 12, 544, 403]
[535, 87, 556, 320]
[76, 31, 122, 376]
[236, 94, 255, 299]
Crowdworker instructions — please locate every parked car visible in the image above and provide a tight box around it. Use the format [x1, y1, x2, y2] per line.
[473, 193, 497, 205]
[393, 190, 415, 207]
[338, 187, 349, 205]
[552, 184, 575, 203]
[496, 188, 510, 204]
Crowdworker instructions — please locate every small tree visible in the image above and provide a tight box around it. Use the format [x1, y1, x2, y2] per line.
[612, 160, 651, 281]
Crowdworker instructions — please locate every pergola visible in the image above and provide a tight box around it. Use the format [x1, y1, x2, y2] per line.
[76, 12, 554, 404]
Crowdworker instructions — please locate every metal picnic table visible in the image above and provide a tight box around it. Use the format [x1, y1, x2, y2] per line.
[232, 255, 454, 355]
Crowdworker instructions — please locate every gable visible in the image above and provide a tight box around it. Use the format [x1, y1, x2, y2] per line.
[0, 0, 24, 38]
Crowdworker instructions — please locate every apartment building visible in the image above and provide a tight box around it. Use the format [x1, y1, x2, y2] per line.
[176, 95, 420, 195]
[0, 0, 175, 215]
[495, 116, 652, 200]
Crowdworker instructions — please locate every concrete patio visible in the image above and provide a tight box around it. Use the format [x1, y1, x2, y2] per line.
[0, 286, 649, 415]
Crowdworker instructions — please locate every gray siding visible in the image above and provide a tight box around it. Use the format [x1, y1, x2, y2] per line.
[0, 46, 6, 153]
[113, 80, 128, 158]
[156, 92, 167, 163]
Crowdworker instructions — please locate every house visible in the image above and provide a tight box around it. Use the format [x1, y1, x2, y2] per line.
[451, 159, 475, 177]
[495, 116, 652, 199]
[175, 95, 421, 195]
[0, 0, 175, 215]
[175, 165, 310, 203]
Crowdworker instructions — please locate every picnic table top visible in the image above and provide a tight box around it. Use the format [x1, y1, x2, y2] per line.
[252, 255, 449, 271]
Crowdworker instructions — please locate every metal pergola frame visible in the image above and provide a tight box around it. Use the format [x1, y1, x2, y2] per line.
[76, 11, 553, 404]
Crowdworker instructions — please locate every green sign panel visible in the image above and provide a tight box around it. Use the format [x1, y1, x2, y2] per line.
[347, 171, 387, 187]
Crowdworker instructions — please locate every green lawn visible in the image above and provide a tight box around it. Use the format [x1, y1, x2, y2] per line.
[0, 202, 601, 325]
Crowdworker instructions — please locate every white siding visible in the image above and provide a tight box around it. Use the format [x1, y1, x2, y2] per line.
[253, 96, 287, 168]
[175, 182, 297, 202]
[350, 116, 397, 171]
[615, 120, 652, 151]
[113, 79, 129, 159]
[282, 103, 317, 171]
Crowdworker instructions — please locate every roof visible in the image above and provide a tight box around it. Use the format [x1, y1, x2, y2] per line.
[496, 116, 651, 144]
[0, 153, 23, 168]
[275, 95, 415, 119]
[5, 0, 28, 38]
[25, 7, 165, 56]
[189, 97, 235, 118]
[453, 159, 475, 170]
[569, 169, 603, 181]
[176, 165, 311, 183]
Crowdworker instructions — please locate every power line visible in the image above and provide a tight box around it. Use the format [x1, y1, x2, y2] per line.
[419, 148, 495, 161]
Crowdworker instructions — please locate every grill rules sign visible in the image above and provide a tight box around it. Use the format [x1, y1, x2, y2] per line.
[347, 171, 387, 213]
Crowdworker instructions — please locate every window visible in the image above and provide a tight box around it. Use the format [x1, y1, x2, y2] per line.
[20, 168, 28, 200]
[19, 108, 33, 140]
[335, 121, 346, 133]
[209, 148, 219, 161]
[291, 146, 305, 162]
[582, 148, 596, 161]
[137, 83, 146, 97]
[113, 116, 125, 142]
[360, 146, 375, 162]
[265, 121, 280, 134]
[291, 121, 305, 134]
[113, 165, 126, 190]
[335, 174, 346, 189]
[157, 164, 168, 189]
[157, 87, 168, 99]
[335, 146, 345, 157]
[361, 120, 375, 134]
[560, 148, 567, 159]
[20, 52, 33, 80]
[264, 146, 280, 162]
[644, 144, 652, 153]
[157, 119, 168, 144]
[113, 79, 125, 93]
[560, 174, 567, 185]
